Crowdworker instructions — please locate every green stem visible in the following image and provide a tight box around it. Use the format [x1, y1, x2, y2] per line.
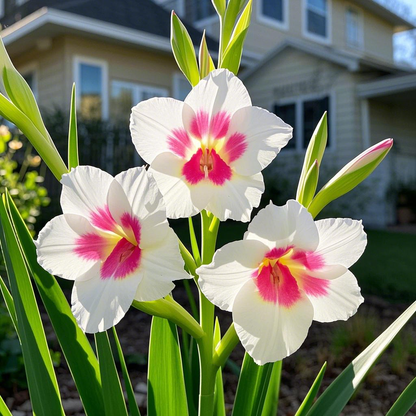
[179, 239, 197, 277]
[213, 323, 239, 368]
[189, 217, 201, 266]
[132, 296, 204, 340]
[198, 210, 220, 416]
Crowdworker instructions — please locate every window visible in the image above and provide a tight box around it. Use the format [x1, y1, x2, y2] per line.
[74, 57, 108, 120]
[16, 0, 28, 5]
[346, 6, 363, 49]
[0, 0, 4, 18]
[194, 0, 215, 21]
[258, 0, 288, 29]
[274, 103, 296, 149]
[304, 0, 330, 41]
[303, 96, 329, 147]
[110, 81, 168, 124]
[274, 96, 330, 150]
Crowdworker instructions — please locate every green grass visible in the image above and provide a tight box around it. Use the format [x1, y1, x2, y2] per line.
[174, 219, 416, 304]
[351, 230, 416, 303]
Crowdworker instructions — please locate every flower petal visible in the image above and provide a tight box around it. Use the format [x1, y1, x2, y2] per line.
[205, 172, 264, 222]
[228, 106, 292, 176]
[138, 227, 190, 294]
[71, 271, 142, 333]
[245, 200, 319, 251]
[198, 239, 269, 312]
[36, 214, 103, 281]
[315, 218, 367, 268]
[307, 270, 364, 323]
[60, 166, 114, 220]
[134, 277, 175, 302]
[130, 97, 185, 164]
[184, 69, 251, 120]
[233, 279, 314, 364]
[150, 152, 214, 219]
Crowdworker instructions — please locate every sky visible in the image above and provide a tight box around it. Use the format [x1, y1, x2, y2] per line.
[380, 0, 416, 66]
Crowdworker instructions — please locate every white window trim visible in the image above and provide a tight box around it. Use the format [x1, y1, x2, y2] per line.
[111, 79, 168, 104]
[16, 0, 28, 5]
[345, 3, 364, 50]
[302, 0, 332, 45]
[256, 0, 289, 31]
[272, 91, 336, 153]
[18, 62, 39, 99]
[73, 56, 109, 120]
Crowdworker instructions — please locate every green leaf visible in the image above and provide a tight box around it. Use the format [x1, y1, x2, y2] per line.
[295, 362, 326, 416]
[261, 361, 282, 416]
[213, 318, 226, 416]
[385, 376, 416, 416]
[307, 301, 416, 416]
[220, 0, 252, 73]
[199, 31, 216, 79]
[68, 83, 79, 169]
[211, 0, 226, 17]
[232, 353, 273, 416]
[0, 194, 65, 416]
[296, 112, 327, 203]
[222, 0, 248, 54]
[6, 193, 104, 416]
[0, 39, 50, 143]
[95, 331, 128, 416]
[112, 327, 141, 416]
[298, 160, 319, 208]
[0, 395, 12, 416]
[171, 12, 200, 87]
[181, 331, 197, 416]
[0, 273, 17, 333]
[148, 317, 189, 416]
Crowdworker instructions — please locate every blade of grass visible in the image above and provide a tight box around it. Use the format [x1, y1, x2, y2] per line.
[68, 83, 79, 169]
[95, 331, 128, 416]
[6, 193, 104, 415]
[0, 395, 12, 416]
[307, 301, 416, 416]
[295, 362, 326, 416]
[148, 317, 189, 416]
[214, 318, 226, 416]
[0, 194, 64, 416]
[112, 327, 141, 416]
[0, 273, 17, 332]
[385, 376, 416, 416]
[261, 361, 282, 416]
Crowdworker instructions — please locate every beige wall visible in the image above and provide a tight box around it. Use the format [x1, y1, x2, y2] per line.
[200, 0, 395, 64]
[15, 35, 184, 115]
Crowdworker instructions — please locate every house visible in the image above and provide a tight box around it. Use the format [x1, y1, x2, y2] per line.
[1, 0, 415, 226]
[186, 0, 416, 227]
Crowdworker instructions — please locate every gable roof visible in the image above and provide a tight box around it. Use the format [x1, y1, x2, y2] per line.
[241, 37, 413, 82]
[0, 0, 217, 50]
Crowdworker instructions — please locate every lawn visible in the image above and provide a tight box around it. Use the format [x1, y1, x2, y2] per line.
[173, 219, 416, 303]
[351, 229, 416, 303]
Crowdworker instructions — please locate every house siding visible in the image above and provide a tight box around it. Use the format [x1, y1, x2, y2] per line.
[196, 0, 395, 64]
[14, 37, 66, 112]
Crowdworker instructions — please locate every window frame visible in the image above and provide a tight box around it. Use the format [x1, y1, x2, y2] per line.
[73, 56, 109, 120]
[272, 92, 336, 153]
[345, 3, 364, 50]
[302, 0, 332, 45]
[172, 72, 191, 101]
[110, 79, 168, 122]
[257, 0, 289, 31]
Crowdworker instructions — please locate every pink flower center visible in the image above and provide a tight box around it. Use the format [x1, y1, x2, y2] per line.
[74, 207, 142, 280]
[167, 110, 247, 186]
[255, 247, 329, 308]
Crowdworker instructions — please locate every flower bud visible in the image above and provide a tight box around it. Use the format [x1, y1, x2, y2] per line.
[308, 139, 393, 218]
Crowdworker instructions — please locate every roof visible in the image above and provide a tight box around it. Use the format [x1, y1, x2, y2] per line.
[353, 0, 416, 32]
[357, 72, 416, 98]
[241, 37, 412, 82]
[0, 0, 218, 50]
